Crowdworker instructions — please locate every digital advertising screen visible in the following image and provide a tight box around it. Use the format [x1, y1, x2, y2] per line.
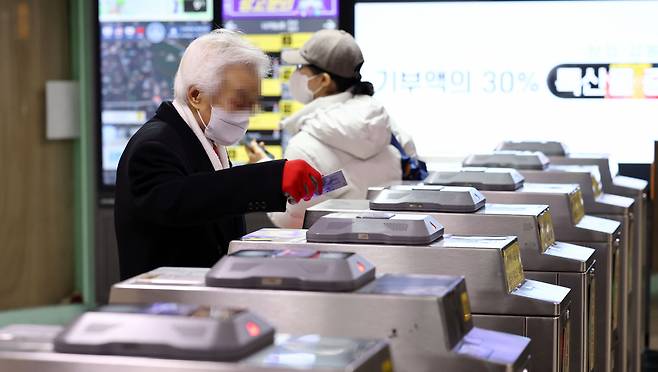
[355, 0, 658, 164]
[98, 0, 213, 187]
[222, 0, 339, 164]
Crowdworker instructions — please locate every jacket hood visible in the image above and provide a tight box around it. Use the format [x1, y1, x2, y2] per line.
[281, 92, 392, 160]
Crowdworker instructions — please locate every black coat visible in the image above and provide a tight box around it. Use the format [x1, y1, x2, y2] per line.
[115, 101, 287, 280]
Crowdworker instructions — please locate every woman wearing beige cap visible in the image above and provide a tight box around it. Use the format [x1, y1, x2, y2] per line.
[248, 29, 418, 228]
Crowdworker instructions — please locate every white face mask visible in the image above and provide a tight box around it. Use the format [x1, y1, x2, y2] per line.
[289, 70, 322, 104]
[196, 105, 251, 146]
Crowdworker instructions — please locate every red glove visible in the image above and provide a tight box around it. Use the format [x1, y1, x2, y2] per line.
[282, 160, 323, 203]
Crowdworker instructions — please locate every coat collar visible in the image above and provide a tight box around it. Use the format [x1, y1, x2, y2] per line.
[155, 101, 216, 173]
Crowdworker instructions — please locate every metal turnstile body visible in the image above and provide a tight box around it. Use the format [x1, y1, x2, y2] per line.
[424, 169, 601, 372]
[547, 155, 648, 372]
[303, 196, 580, 372]
[305, 197, 617, 372]
[109, 268, 531, 372]
[229, 228, 574, 372]
[463, 152, 631, 372]
[499, 141, 650, 372]
[0, 333, 393, 372]
[497, 142, 649, 372]
[519, 166, 633, 372]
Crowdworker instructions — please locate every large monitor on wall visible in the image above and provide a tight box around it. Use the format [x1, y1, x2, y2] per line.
[354, 0, 658, 164]
[98, 0, 214, 189]
[98, 0, 339, 191]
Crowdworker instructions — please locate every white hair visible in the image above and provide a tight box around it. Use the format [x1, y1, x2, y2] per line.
[173, 29, 271, 103]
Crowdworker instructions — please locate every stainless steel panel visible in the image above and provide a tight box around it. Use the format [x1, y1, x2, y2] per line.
[566, 241, 616, 372]
[511, 170, 630, 372]
[549, 157, 648, 372]
[228, 238, 568, 316]
[597, 215, 629, 372]
[518, 170, 632, 216]
[613, 187, 647, 372]
[526, 311, 571, 372]
[557, 216, 620, 243]
[547, 158, 611, 188]
[481, 187, 576, 230]
[0, 337, 392, 372]
[472, 314, 526, 336]
[229, 232, 575, 371]
[428, 212, 587, 273]
[305, 199, 618, 372]
[526, 269, 594, 372]
[305, 200, 590, 273]
[109, 274, 530, 372]
[473, 313, 567, 372]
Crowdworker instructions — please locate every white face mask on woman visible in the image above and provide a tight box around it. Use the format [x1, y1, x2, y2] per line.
[196, 105, 251, 146]
[289, 70, 322, 104]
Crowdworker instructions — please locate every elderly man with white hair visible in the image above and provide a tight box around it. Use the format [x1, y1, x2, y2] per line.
[114, 30, 323, 280]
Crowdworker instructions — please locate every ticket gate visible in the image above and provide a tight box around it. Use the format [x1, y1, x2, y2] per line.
[306, 189, 617, 372]
[302, 189, 586, 372]
[425, 168, 623, 372]
[228, 220, 574, 372]
[463, 151, 633, 372]
[498, 141, 649, 372]
[109, 256, 532, 372]
[0, 307, 392, 372]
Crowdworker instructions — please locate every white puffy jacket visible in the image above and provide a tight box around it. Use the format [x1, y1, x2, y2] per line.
[269, 91, 415, 228]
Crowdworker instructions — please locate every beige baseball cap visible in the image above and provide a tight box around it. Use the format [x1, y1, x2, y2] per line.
[282, 29, 364, 79]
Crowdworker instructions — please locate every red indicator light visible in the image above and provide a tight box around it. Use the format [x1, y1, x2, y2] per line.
[245, 321, 261, 337]
[357, 262, 366, 273]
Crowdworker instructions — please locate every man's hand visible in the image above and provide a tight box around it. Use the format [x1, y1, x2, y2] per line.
[282, 160, 323, 203]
